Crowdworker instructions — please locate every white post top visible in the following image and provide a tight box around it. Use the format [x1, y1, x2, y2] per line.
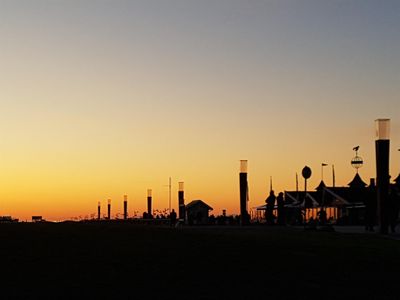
[240, 160, 248, 173]
[375, 119, 390, 140]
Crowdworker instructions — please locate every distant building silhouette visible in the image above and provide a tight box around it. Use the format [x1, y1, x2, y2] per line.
[0, 216, 18, 223]
[32, 216, 43, 223]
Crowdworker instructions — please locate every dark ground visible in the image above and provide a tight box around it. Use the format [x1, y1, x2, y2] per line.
[1, 222, 399, 299]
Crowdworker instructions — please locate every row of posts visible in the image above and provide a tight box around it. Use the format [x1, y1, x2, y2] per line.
[96, 182, 185, 220]
[94, 118, 394, 231]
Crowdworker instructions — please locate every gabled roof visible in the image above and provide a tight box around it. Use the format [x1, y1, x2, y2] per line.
[324, 188, 350, 205]
[284, 186, 358, 207]
[284, 192, 321, 208]
[348, 173, 367, 189]
[186, 200, 213, 211]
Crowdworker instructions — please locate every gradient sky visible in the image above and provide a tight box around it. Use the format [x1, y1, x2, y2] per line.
[1, 0, 399, 221]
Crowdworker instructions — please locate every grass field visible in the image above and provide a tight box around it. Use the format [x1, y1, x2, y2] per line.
[1, 222, 399, 299]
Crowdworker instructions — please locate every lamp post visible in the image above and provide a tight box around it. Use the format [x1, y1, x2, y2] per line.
[375, 119, 390, 234]
[107, 199, 111, 220]
[147, 189, 153, 217]
[97, 201, 101, 220]
[123, 195, 128, 220]
[239, 160, 249, 225]
[178, 182, 185, 222]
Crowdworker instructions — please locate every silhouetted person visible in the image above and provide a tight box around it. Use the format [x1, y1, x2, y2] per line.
[317, 209, 327, 226]
[277, 192, 285, 225]
[265, 191, 276, 225]
[170, 209, 177, 226]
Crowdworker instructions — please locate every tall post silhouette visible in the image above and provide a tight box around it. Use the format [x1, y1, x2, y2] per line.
[239, 160, 249, 225]
[123, 195, 128, 220]
[107, 199, 111, 220]
[375, 119, 390, 234]
[147, 189, 152, 217]
[97, 201, 101, 220]
[178, 182, 185, 221]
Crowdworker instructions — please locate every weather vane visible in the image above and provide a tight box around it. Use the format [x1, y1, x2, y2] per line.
[351, 146, 363, 173]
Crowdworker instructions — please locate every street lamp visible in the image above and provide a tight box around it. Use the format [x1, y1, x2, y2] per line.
[375, 119, 390, 234]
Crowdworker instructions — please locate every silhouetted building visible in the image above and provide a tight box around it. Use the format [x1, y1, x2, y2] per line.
[252, 172, 395, 226]
[282, 173, 371, 225]
[185, 200, 213, 225]
[0, 216, 18, 223]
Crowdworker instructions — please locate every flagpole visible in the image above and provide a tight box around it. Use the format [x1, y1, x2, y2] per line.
[332, 165, 336, 188]
[270, 176, 273, 192]
[296, 173, 299, 202]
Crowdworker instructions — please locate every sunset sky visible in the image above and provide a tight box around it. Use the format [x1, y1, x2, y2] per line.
[1, 0, 399, 221]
